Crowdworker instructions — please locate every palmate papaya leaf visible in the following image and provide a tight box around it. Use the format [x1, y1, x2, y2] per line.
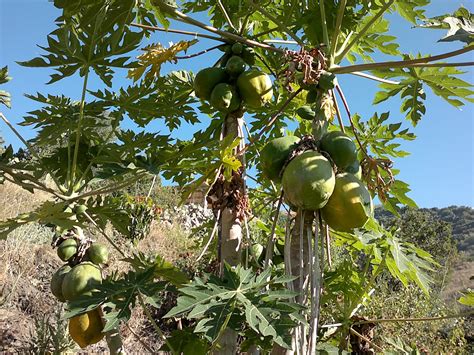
[124, 251, 190, 287]
[165, 264, 301, 348]
[80, 195, 130, 236]
[393, 0, 429, 24]
[92, 70, 199, 129]
[351, 112, 415, 159]
[0, 66, 11, 108]
[0, 201, 80, 240]
[19, 0, 144, 86]
[127, 40, 198, 82]
[373, 61, 474, 126]
[160, 329, 209, 354]
[417, 6, 474, 44]
[65, 267, 168, 333]
[345, 16, 400, 63]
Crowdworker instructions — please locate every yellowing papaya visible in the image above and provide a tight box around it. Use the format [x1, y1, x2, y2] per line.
[69, 309, 104, 348]
[236, 69, 273, 109]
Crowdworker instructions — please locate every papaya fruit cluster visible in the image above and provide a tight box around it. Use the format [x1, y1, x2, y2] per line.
[193, 42, 273, 112]
[260, 131, 373, 232]
[50, 229, 109, 348]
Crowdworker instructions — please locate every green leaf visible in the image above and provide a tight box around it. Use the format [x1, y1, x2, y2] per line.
[458, 291, 474, 307]
[417, 6, 474, 44]
[0, 66, 12, 108]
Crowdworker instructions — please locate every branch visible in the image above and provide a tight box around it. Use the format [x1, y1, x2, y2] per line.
[350, 71, 400, 84]
[332, 45, 474, 74]
[239, 88, 303, 156]
[217, 0, 237, 32]
[0, 113, 39, 160]
[82, 211, 126, 257]
[137, 293, 177, 355]
[130, 23, 225, 42]
[319, 0, 331, 50]
[336, 0, 396, 62]
[350, 328, 384, 353]
[329, 0, 347, 64]
[154, 1, 285, 54]
[175, 44, 222, 59]
[354, 311, 474, 325]
[253, 6, 304, 46]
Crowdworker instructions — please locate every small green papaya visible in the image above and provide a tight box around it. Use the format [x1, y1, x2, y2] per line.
[306, 89, 319, 104]
[193, 67, 229, 100]
[320, 131, 358, 170]
[241, 47, 256, 65]
[296, 106, 315, 120]
[225, 56, 246, 77]
[260, 136, 300, 182]
[231, 42, 243, 55]
[87, 243, 109, 265]
[57, 239, 78, 261]
[210, 83, 241, 112]
[318, 71, 336, 90]
[50, 264, 72, 302]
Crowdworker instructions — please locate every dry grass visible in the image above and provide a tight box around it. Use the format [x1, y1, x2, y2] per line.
[0, 182, 195, 353]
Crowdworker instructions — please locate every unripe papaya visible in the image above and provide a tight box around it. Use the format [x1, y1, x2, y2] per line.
[210, 83, 241, 112]
[62, 262, 102, 301]
[87, 243, 109, 265]
[193, 67, 228, 100]
[260, 136, 300, 182]
[296, 106, 315, 120]
[344, 159, 362, 180]
[236, 69, 273, 109]
[231, 42, 243, 55]
[318, 71, 336, 90]
[225, 56, 246, 77]
[282, 151, 335, 210]
[320, 131, 358, 170]
[50, 264, 72, 302]
[57, 239, 78, 261]
[241, 47, 256, 65]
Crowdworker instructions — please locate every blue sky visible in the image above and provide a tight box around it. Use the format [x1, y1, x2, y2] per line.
[0, 0, 473, 208]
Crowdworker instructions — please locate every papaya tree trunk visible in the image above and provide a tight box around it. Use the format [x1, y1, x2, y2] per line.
[213, 110, 245, 354]
[272, 210, 314, 355]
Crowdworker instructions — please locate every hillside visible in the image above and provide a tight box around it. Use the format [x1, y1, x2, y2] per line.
[376, 205, 474, 258]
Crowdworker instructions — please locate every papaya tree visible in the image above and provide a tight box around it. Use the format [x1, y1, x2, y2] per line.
[0, 0, 473, 354]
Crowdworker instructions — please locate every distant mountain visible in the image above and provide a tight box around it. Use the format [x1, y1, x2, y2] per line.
[375, 206, 474, 258]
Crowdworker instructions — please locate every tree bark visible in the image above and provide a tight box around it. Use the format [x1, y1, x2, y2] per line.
[272, 210, 314, 355]
[214, 111, 245, 355]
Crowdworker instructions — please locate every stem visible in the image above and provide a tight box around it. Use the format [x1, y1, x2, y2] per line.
[131, 23, 225, 42]
[264, 190, 284, 268]
[331, 89, 345, 133]
[0, 113, 38, 160]
[70, 69, 90, 191]
[263, 39, 299, 45]
[350, 71, 400, 84]
[350, 328, 384, 353]
[332, 45, 474, 74]
[146, 175, 157, 199]
[82, 211, 126, 257]
[240, 88, 303, 156]
[336, 0, 396, 63]
[71, 172, 148, 202]
[217, 0, 237, 32]
[354, 311, 474, 325]
[329, 0, 347, 65]
[335, 84, 370, 159]
[137, 293, 177, 355]
[196, 209, 221, 262]
[124, 323, 155, 353]
[153, 1, 285, 54]
[253, 6, 304, 46]
[253, 26, 279, 38]
[319, 0, 330, 51]
[175, 44, 222, 59]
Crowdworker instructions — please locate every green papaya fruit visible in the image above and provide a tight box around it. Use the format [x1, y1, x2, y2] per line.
[320, 131, 358, 170]
[210, 83, 241, 112]
[296, 106, 316, 120]
[87, 243, 109, 265]
[50, 264, 72, 302]
[225, 56, 246, 76]
[241, 47, 256, 65]
[193, 67, 229, 100]
[62, 262, 102, 301]
[231, 42, 243, 55]
[57, 238, 78, 261]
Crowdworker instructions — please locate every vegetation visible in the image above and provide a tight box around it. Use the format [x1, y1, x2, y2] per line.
[0, 0, 473, 354]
